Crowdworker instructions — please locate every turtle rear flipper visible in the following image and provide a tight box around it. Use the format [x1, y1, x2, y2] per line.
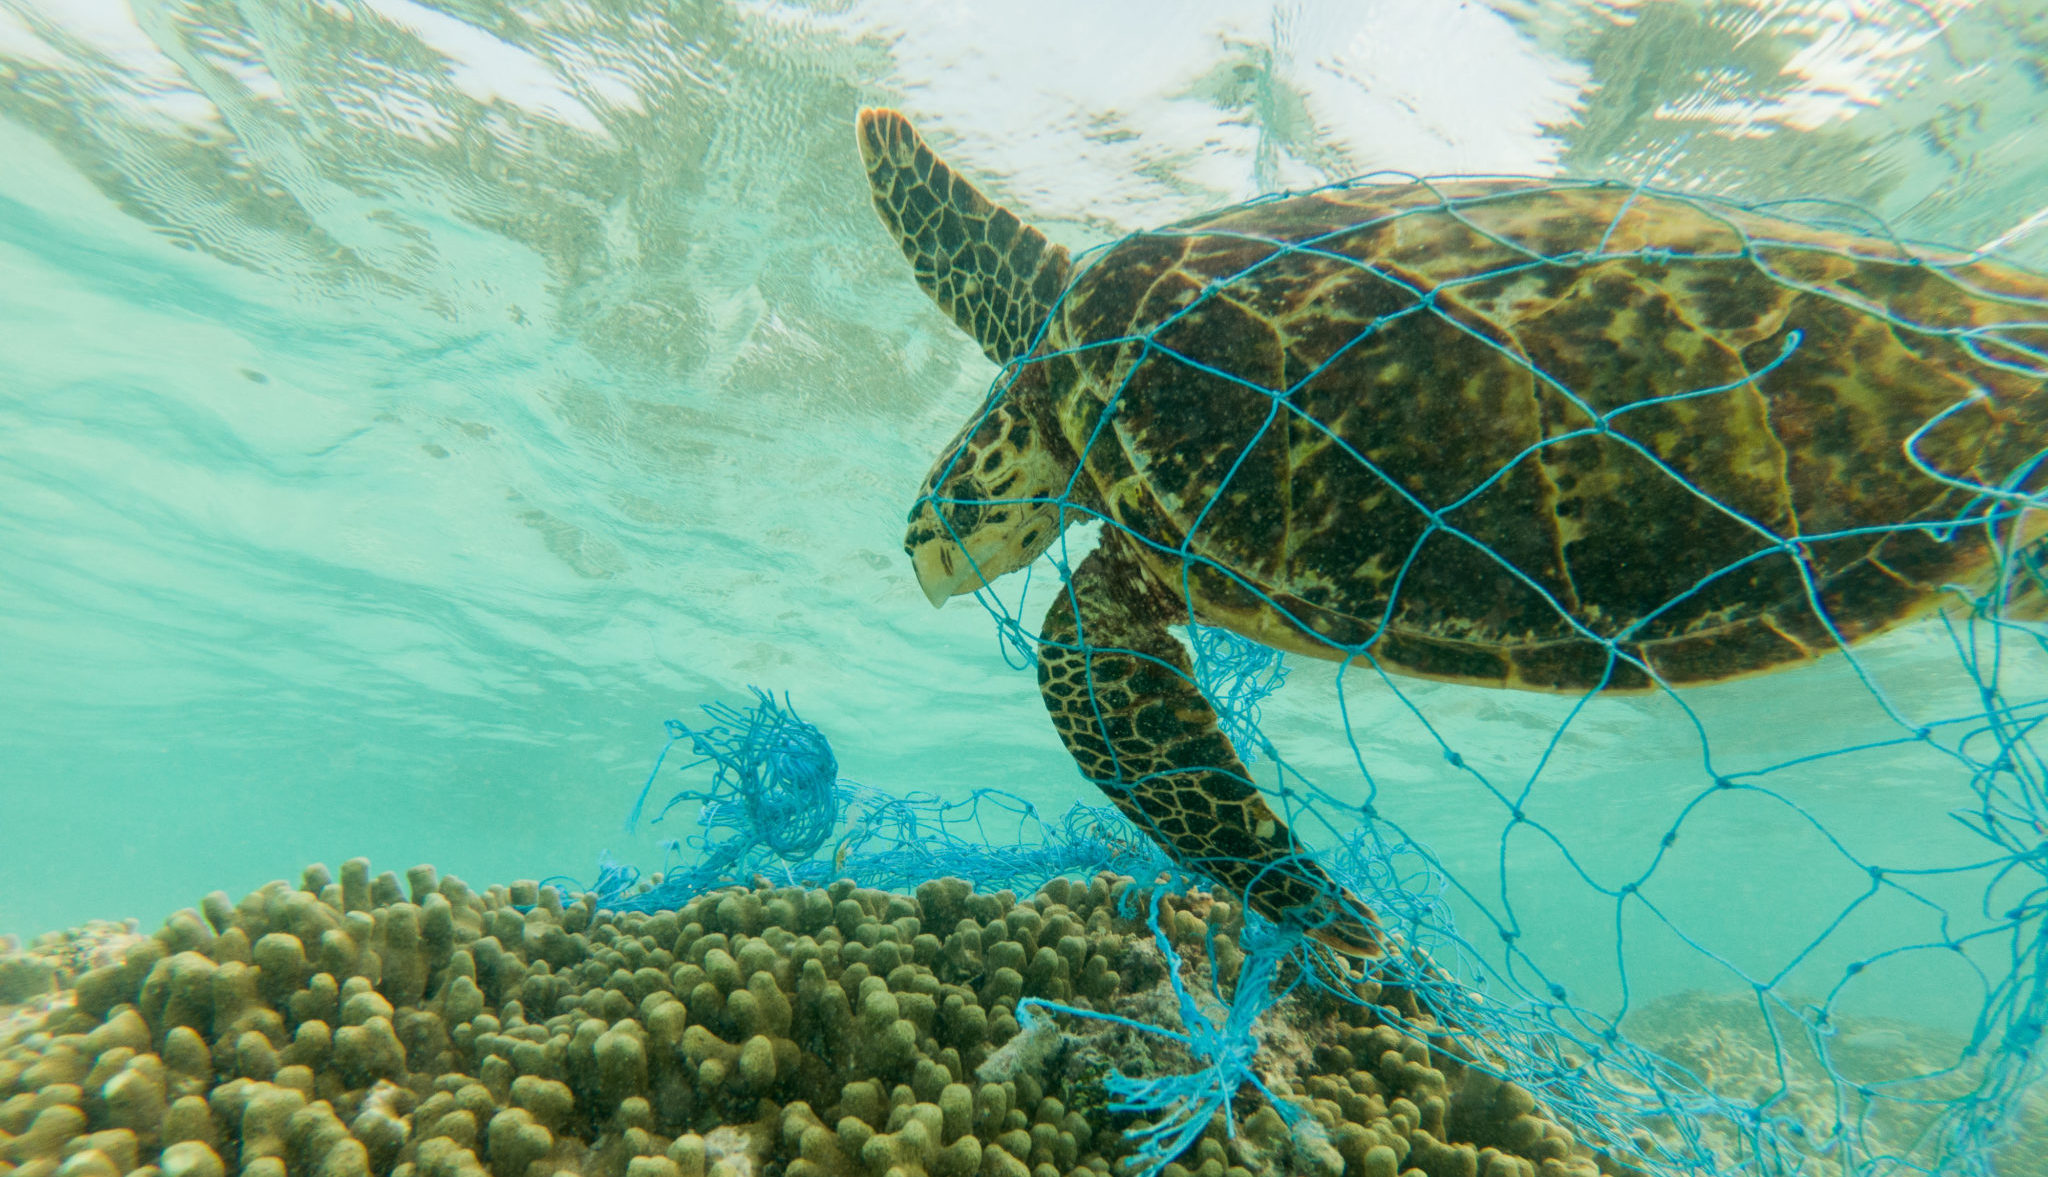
[1037, 531, 1384, 959]
[857, 108, 1073, 366]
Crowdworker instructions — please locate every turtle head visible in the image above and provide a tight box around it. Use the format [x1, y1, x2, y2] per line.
[906, 372, 1073, 607]
[858, 107, 1081, 608]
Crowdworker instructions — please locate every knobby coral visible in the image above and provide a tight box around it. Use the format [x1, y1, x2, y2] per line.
[1, 862, 1611, 1177]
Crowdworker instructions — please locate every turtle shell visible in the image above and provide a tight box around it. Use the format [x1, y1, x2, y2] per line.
[1030, 180, 2048, 691]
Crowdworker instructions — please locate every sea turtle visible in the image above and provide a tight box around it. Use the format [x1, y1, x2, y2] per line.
[856, 107, 2048, 958]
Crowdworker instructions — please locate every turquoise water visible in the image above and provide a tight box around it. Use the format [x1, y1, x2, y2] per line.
[3, 0, 2047, 1059]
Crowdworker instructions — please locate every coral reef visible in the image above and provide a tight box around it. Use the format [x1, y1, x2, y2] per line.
[1, 862, 1610, 1177]
[1, 924, 150, 1044]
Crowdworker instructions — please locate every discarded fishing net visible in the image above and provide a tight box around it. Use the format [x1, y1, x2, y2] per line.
[1018, 889, 1312, 1177]
[577, 690, 1171, 915]
[624, 687, 840, 860]
[886, 148, 2048, 1177]
[1188, 625, 1289, 764]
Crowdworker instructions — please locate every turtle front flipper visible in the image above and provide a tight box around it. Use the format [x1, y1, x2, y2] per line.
[1037, 531, 1384, 959]
[857, 108, 1073, 366]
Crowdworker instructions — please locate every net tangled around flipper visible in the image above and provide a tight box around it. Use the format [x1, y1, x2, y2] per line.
[1188, 627, 1289, 765]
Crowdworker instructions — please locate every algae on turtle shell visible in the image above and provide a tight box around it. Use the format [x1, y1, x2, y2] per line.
[1, 861, 1610, 1177]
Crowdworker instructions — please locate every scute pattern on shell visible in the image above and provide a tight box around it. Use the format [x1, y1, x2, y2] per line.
[1039, 180, 2048, 690]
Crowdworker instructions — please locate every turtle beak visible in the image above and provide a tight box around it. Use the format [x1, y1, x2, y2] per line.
[911, 540, 977, 608]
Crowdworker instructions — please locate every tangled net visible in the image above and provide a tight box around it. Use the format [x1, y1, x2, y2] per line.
[1018, 889, 1314, 1177]
[576, 690, 1171, 915]
[624, 688, 840, 860]
[1189, 625, 1290, 764]
[582, 179, 2048, 1177]
[919, 175, 2048, 1177]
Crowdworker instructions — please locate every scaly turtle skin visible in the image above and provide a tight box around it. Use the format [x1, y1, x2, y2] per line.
[858, 108, 2048, 958]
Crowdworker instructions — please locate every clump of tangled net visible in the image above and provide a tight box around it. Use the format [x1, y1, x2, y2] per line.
[925, 177, 2048, 1177]
[1017, 887, 1317, 1177]
[1188, 625, 1289, 764]
[563, 689, 1172, 912]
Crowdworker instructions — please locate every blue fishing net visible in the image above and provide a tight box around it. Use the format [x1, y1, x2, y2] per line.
[564, 178, 2048, 1177]
[624, 688, 839, 860]
[1188, 625, 1289, 764]
[571, 689, 1171, 914]
[1021, 891, 1312, 1177]
[911, 175, 2048, 1177]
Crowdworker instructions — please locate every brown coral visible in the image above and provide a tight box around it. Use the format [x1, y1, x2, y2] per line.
[0, 863, 1609, 1177]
